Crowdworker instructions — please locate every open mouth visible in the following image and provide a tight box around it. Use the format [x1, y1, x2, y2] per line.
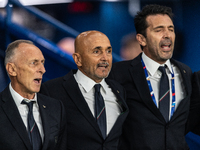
[160, 39, 172, 51]
[161, 44, 171, 48]
[34, 78, 42, 84]
[97, 62, 109, 68]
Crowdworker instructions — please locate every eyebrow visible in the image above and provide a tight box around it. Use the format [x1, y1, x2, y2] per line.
[31, 59, 45, 62]
[154, 25, 174, 30]
[93, 46, 112, 50]
[107, 46, 112, 49]
[94, 46, 102, 50]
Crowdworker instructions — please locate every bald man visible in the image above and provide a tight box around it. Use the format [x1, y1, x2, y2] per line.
[0, 40, 66, 150]
[40, 30, 128, 150]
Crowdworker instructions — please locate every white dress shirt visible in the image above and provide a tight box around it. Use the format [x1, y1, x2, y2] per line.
[74, 70, 121, 135]
[9, 83, 44, 142]
[142, 52, 186, 119]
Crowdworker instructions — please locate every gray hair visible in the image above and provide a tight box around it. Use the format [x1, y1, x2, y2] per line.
[4, 39, 34, 66]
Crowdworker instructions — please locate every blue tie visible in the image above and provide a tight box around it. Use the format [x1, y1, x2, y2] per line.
[158, 66, 170, 122]
[22, 100, 42, 150]
[94, 84, 107, 139]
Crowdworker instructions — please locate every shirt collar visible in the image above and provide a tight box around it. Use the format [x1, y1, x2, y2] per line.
[142, 52, 173, 76]
[9, 83, 37, 107]
[74, 69, 107, 93]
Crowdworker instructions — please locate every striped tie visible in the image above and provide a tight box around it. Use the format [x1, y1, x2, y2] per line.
[22, 100, 42, 150]
[94, 84, 107, 139]
[158, 66, 170, 122]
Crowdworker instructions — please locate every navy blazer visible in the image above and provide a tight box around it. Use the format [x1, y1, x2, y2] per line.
[40, 70, 129, 150]
[0, 86, 67, 150]
[109, 53, 192, 150]
[187, 71, 200, 135]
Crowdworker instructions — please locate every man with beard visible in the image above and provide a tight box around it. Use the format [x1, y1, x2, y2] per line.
[108, 4, 192, 150]
[40, 30, 128, 150]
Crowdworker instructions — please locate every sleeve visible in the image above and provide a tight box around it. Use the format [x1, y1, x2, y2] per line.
[186, 71, 200, 135]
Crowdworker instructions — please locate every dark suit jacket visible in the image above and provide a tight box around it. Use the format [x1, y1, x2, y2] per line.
[108, 54, 192, 150]
[0, 86, 67, 150]
[187, 71, 200, 135]
[40, 70, 129, 150]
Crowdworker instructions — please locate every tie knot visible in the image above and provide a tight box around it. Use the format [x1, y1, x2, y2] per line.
[21, 100, 35, 110]
[94, 84, 101, 93]
[158, 65, 167, 74]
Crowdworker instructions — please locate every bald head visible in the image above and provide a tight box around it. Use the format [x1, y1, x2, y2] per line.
[74, 30, 110, 54]
[73, 30, 112, 83]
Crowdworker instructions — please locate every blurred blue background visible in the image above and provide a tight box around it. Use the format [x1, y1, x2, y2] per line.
[1, 0, 200, 86]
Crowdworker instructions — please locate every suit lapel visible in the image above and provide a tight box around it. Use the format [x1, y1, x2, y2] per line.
[63, 71, 103, 137]
[105, 79, 128, 114]
[169, 59, 191, 122]
[37, 94, 51, 150]
[129, 55, 164, 122]
[1, 86, 32, 149]
[105, 79, 129, 139]
[171, 59, 191, 96]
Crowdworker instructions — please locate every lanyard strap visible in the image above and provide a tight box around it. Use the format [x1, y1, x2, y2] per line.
[141, 58, 176, 118]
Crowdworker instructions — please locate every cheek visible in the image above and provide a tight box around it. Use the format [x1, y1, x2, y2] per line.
[147, 38, 155, 48]
[18, 69, 33, 82]
[82, 62, 95, 74]
[107, 55, 112, 62]
[172, 34, 176, 42]
[16, 69, 26, 80]
[109, 60, 112, 68]
[151, 38, 160, 48]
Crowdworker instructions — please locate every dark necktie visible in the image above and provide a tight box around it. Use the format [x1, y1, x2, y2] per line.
[22, 100, 42, 150]
[94, 84, 107, 139]
[158, 66, 170, 122]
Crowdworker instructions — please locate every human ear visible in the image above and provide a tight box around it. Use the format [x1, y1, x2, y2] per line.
[72, 53, 82, 67]
[136, 34, 147, 47]
[6, 63, 17, 76]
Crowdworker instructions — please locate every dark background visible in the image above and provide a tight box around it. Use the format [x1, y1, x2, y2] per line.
[29, 0, 200, 72]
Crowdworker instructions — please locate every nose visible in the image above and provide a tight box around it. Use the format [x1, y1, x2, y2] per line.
[39, 63, 46, 74]
[101, 51, 109, 61]
[163, 29, 170, 39]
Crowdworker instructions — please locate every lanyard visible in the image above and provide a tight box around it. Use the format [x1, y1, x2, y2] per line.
[141, 58, 176, 119]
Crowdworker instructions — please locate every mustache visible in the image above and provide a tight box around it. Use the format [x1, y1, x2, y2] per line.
[97, 62, 109, 67]
[160, 39, 172, 45]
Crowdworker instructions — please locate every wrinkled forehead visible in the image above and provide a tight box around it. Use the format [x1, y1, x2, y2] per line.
[16, 43, 44, 60]
[85, 33, 110, 49]
[146, 14, 173, 28]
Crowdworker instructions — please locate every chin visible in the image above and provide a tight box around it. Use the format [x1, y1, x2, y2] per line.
[160, 54, 172, 60]
[165, 55, 172, 60]
[33, 88, 40, 93]
[96, 75, 107, 80]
